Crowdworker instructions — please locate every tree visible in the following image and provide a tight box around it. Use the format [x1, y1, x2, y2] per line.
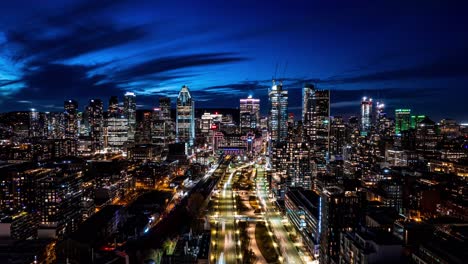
[187, 192, 204, 217]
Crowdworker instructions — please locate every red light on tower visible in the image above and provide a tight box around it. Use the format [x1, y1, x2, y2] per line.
[211, 124, 218, 130]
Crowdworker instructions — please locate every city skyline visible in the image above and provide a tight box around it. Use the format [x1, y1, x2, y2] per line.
[1, 2, 468, 264]
[0, 0, 467, 121]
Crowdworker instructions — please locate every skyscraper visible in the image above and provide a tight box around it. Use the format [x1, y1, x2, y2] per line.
[136, 110, 152, 144]
[410, 114, 426, 129]
[320, 187, 362, 264]
[176, 85, 195, 146]
[86, 99, 104, 151]
[330, 116, 346, 159]
[158, 97, 175, 144]
[375, 101, 389, 134]
[46, 112, 65, 139]
[360, 97, 373, 135]
[375, 101, 385, 121]
[240, 95, 260, 133]
[303, 84, 330, 175]
[124, 92, 137, 142]
[108, 96, 119, 117]
[159, 97, 172, 121]
[64, 99, 78, 139]
[29, 108, 40, 137]
[105, 114, 128, 151]
[395, 109, 411, 135]
[269, 80, 288, 143]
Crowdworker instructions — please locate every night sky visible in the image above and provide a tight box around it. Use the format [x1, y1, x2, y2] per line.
[0, 0, 467, 121]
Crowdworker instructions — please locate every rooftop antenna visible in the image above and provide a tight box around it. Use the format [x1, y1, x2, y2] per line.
[282, 60, 288, 82]
[274, 62, 279, 81]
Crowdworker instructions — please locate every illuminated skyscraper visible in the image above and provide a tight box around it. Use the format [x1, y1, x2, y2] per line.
[303, 84, 330, 175]
[176, 85, 195, 146]
[330, 116, 346, 158]
[46, 112, 65, 139]
[410, 114, 426, 129]
[124, 92, 137, 142]
[64, 99, 79, 139]
[29, 108, 40, 137]
[159, 97, 175, 143]
[105, 114, 128, 151]
[136, 110, 152, 144]
[395, 109, 411, 135]
[269, 80, 288, 143]
[86, 99, 104, 151]
[240, 95, 260, 133]
[360, 97, 373, 135]
[159, 97, 172, 121]
[108, 96, 119, 117]
[375, 101, 388, 134]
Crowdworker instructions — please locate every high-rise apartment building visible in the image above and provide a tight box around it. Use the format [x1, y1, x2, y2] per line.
[46, 112, 65, 139]
[330, 116, 346, 159]
[269, 80, 288, 143]
[303, 84, 330, 175]
[29, 108, 40, 137]
[176, 85, 195, 146]
[64, 100, 79, 139]
[37, 164, 83, 239]
[86, 99, 104, 151]
[286, 124, 312, 189]
[320, 187, 363, 264]
[240, 95, 260, 133]
[360, 97, 373, 135]
[124, 92, 137, 142]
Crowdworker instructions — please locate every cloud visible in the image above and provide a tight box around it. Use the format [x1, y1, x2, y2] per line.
[17, 63, 122, 101]
[7, 23, 148, 65]
[114, 53, 248, 81]
[0, 1, 250, 111]
[0, 79, 21, 87]
[202, 81, 267, 95]
[44, 0, 128, 27]
[325, 52, 468, 84]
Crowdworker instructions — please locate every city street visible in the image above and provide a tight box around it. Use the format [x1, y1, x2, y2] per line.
[255, 166, 306, 264]
[209, 159, 308, 264]
[211, 162, 254, 264]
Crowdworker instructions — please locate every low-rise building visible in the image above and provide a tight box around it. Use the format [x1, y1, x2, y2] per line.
[0, 211, 38, 240]
[339, 228, 404, 264]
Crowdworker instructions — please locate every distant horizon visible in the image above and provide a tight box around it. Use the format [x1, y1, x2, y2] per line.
[2, 99, 466, 124]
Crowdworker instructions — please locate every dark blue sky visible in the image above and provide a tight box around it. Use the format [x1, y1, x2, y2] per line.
[0, 0, 467, 121]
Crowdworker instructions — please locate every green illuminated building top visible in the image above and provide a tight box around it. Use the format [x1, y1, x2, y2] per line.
[411, 115, 426, 129]
[395, 109, 411, 135]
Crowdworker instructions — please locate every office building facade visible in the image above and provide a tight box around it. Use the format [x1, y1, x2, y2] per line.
[176, 85, 195, 146]
[64, 100, 79, 139]
[303, 84, 330, 175]
[269, 80, 288, 143]
[240, 96, 260, 133]
[124, 92, 137, 143]
[360, 97, 373, 135]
